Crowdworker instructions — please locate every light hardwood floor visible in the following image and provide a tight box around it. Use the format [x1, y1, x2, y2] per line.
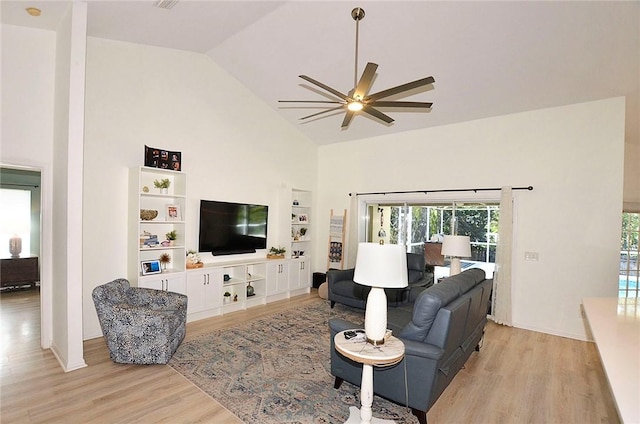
[1, 288, 619, 423]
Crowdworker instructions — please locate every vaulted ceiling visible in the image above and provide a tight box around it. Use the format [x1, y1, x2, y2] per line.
[2, 1, 639, 146]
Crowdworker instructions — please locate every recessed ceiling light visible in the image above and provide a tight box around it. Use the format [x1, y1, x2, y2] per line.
[154, 0, 178, 9]
[26, 7, 41, 17]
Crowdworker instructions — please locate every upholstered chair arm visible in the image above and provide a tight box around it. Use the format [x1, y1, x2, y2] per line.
[327, 269, 355, 288]
[105, 303, 175, 332]
[401, 338, 445, 361]
[127, 288, 188, 312]
[328, 317, 359, 334]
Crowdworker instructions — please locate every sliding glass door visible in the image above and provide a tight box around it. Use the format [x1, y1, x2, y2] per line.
[365, 202, 499, 276]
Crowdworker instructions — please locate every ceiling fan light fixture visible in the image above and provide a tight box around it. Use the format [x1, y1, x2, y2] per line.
[348, 101, 364, 112]
[279, 7, 434, 129]
[25, 7, 41, 17]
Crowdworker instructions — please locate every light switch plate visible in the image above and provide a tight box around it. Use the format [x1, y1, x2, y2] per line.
[524, 251, 539, 261]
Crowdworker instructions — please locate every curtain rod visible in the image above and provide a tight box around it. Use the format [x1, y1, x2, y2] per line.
[1, 183, 40, 188]
[349, 186, 533, 197]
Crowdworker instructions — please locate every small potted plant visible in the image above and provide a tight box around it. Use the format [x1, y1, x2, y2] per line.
[186, 249, 203, 269]
[223, 291, 231, 304]
[267, 246, 287, 259]
[153, 178, 171, 194]
[166, 230, 177, 246]
[299, 227, 308, 240]
[159, 253, 171, 271]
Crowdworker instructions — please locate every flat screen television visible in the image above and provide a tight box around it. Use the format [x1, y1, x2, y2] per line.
[199, 200, 268, 256]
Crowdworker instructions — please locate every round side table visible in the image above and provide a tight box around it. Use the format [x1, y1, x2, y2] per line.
[334, 330, 405, 424]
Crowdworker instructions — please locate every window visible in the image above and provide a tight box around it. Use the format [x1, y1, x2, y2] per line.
[620, 212, 639, 298]
[366, 202, 498, 277]
[0, 188, 31, 258]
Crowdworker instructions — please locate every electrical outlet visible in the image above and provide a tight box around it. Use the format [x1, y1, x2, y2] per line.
[524, 251, 539, 261]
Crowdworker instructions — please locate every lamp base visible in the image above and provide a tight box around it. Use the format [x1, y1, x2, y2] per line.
[366, 337, 385, 346]
[450, 257, 462, 276]
[364, 287, 387, 345]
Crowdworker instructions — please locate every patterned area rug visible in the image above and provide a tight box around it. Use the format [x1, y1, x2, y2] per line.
[169, 301, 417, 423]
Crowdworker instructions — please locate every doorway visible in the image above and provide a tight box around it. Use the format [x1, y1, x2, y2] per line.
[0, 166, 45, 347]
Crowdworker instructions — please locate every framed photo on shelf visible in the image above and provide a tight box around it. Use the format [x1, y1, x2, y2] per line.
[141, 259, 161, 275]
[298, 213, 309, 223]
[166, 204, 181, 221]
[145, 145, 182, 172]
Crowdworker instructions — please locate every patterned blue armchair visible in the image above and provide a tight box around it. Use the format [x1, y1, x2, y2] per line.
[92, 278, 187, 364]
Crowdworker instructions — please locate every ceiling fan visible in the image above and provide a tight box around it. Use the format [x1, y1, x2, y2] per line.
[279, 7, 435, 128]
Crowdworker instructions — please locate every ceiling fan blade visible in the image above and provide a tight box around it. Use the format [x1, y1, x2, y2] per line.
[353, 62, 378, 100]
[299, 75, 349, 101]
[279, 100, 344, 104]
[341, 110, 356, 128]
[365, 76, 435, 102]
[299, 105, 345, 120]
[362, 105, 394, 124]
[370, 101, 433, 108]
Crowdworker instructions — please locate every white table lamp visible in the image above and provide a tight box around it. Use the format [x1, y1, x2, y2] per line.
[354, 243, 408, 345]
[441, 235, 471, 276]
[9, 235, 22, 258]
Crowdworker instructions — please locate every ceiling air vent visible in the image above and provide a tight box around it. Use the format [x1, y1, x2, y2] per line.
[154, 0, 178, 10]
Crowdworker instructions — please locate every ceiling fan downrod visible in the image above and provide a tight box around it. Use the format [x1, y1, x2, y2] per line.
[278, 6, 434, 128]
[352, 7, 365, 90]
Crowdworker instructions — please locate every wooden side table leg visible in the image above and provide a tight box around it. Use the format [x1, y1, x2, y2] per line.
[359, 363, 374, 423]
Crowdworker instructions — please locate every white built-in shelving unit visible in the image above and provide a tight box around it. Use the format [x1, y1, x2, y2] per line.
[128, 170, 313, 322]
[128, 166, 187, 294]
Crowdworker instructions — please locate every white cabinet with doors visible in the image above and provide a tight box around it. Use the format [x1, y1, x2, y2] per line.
[139, 273, 186, 295]
[288, 257, 310, 292]
[266, 260, 289, 299]
[186, 267, 222, 319]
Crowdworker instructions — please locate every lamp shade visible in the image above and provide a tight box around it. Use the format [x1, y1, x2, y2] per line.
[441, 235, 471, 258]
[353, 243, 408, 289]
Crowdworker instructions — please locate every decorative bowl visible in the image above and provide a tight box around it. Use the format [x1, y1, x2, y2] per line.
[140, 209, 158, 221]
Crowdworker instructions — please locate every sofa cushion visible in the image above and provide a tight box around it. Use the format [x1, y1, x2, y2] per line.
[406, 253, 426, 284]
[387, 304, 414, 334]
[332, 280, 370, 299]
[398, 281, 461, 342]
[396, 268, 486, 343]
[445, 268, 486, 295]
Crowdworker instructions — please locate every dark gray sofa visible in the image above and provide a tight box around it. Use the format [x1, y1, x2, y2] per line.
[329, 268, 492, 424]
[327, 252, 433, 309]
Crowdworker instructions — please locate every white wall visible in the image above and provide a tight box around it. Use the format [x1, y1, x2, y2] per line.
[51, 2, 87, 371]
[2, 22, 627, 348]
[82, 38, 317, 338]
[317, 97, 625, 340]
[1, 24, 56, 350]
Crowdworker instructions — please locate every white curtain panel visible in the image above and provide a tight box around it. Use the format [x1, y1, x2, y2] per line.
[492, 186, 513, 326]
[346, 194, 359, 269]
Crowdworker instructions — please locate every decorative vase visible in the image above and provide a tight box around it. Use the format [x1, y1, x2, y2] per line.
[247, 283, 255, 297]
[9, 235, 22, 258]
[161, 188, 168, 194]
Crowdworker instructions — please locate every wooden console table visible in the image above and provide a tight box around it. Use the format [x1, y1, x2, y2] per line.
[0, 256, 39, 288]
[582, 297, 639, 423]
